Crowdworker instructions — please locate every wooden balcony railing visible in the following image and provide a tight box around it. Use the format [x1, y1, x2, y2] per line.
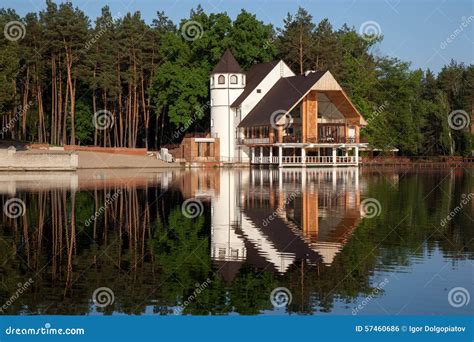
[283, 136, 302, 143]
[317, 136, 356, 143]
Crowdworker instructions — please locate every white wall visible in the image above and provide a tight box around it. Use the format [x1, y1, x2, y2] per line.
[210, 73, 244, 161]
[210, 170, 246, 261]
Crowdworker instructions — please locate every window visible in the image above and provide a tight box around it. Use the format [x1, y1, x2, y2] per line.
[256, 89, 262, 93]
[219, 248, 226, 258]
[242, 75, 245, 85]
[230, 75, 238, 84]
[211, 77, 214, 85]
[218, 75, 225, 84]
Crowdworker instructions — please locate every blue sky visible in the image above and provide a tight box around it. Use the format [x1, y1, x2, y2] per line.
[3, 0, 473, 73]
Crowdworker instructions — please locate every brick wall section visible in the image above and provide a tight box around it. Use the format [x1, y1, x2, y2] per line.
[169, 137, 220, 162]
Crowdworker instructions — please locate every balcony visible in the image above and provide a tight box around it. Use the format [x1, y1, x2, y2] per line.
[317, 136, 356, 144]
[283, 136, 302, 143]
[242, 137, 270, 145]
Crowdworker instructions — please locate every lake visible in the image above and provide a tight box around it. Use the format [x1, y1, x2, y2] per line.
[0, 167, 472, 315]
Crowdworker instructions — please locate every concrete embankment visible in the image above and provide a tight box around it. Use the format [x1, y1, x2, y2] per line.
[0, 145, 182, 171]
[0, 147, 78, 171]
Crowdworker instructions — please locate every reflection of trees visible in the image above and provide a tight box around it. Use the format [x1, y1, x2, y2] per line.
[0, 169, 472, 315]
[151, 208, 211, 313]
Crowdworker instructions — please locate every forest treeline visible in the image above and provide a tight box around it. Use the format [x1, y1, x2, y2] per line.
[0, 2, 472, 154]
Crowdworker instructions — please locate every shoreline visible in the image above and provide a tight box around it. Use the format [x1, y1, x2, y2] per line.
[0, 146, 473, 171]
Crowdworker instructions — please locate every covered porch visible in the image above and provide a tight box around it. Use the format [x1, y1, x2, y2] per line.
[249, 143, 361, 167]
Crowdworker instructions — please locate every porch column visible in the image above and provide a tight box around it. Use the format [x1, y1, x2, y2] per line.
[354, 146, 359, 165]
[269, 147, 273, 164]
[277, 126, 283, 143]
[332, 147, 337, 165]
[301, 147, 306, 167]
[260, 146, 263, 164]
[251, 147, 255, 164]
[278, 146, 283, 168]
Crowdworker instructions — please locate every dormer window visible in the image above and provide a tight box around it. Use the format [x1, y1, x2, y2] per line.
[230, 75, 238, 84]
[256, 89, 262, 93]
[211, 77, 214, 85]
[218, 75, 225, 84]
[242, 75, 245, 86]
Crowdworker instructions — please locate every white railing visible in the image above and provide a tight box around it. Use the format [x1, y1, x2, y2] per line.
[335, 156, 356, 163]
[305, 156, 333, 164]
[253, 156, 279, 164]
[281, 156, 302, 164]
[245, 138, 270, 144]
[252, 155, 358, 165]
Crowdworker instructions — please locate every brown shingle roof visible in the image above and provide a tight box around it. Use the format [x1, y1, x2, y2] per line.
[211, 49, 243, 74]
[238, 71, 326, 127]
[231, 60, 279, 108]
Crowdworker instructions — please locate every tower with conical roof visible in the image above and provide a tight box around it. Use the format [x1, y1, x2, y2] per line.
[210, 49, 245, 162]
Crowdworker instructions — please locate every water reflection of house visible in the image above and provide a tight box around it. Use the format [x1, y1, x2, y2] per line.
[209, 168, 362, 282]
[174, 169, 220, 199]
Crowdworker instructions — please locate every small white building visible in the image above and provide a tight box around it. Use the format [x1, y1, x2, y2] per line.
[209, 49, 368, 167]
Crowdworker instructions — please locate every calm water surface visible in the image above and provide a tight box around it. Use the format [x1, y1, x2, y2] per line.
[0, 167, 472, 315]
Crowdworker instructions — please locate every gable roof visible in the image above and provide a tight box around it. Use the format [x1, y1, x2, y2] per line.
[238, 71, 326, 127]
[211, 49, 243, 74]
[231, 60, 279, 108]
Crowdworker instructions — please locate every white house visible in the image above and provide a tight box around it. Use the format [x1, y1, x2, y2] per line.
[208, 49, 368, 167]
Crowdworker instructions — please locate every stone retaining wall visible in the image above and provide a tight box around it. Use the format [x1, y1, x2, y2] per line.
[0, 148, 78, 171]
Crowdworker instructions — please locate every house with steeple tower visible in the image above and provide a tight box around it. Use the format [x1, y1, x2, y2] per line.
[179, 49, 368, 166]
